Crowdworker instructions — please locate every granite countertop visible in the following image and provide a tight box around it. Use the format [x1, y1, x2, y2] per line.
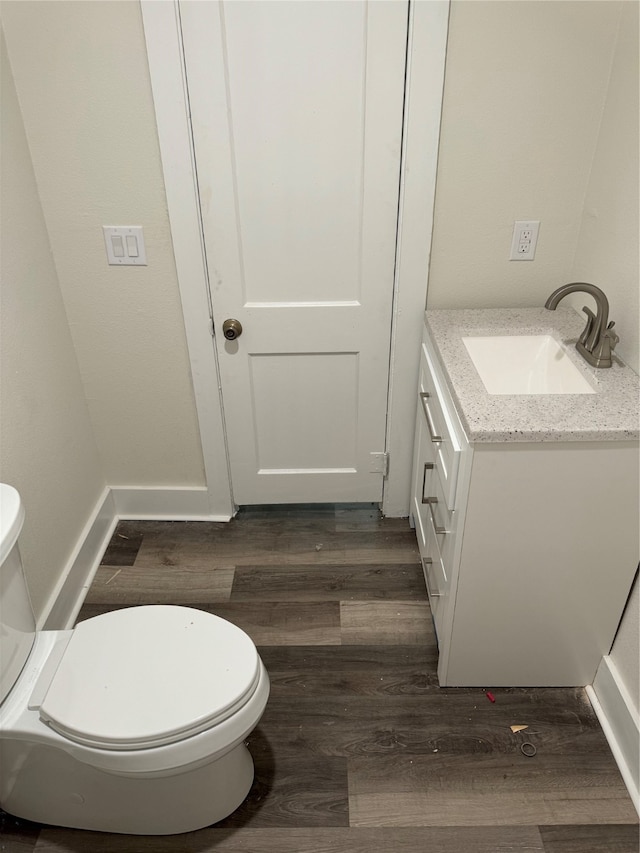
[424, 307, 639, 443]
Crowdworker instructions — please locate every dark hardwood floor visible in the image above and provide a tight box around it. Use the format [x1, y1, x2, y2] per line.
[2, 505, 637, 852]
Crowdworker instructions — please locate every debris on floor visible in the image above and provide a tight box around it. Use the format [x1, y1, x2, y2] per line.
[104, 569, 122, 585]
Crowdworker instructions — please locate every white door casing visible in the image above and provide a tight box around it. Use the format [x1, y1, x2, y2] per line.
[180, 0, 407, 504]
[141, 0, 450, 516]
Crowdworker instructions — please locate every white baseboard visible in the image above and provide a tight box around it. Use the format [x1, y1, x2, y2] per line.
[111, 486, 232, 522]
[40, 487, 118, 631]
[40, 486, 233, 631]
[586, 655, 640, 817]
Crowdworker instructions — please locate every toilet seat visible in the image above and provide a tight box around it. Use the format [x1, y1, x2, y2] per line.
[38, 606, 260, 751]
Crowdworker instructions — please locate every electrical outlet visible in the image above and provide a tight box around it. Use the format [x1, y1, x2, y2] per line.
[509, 220, 540, 261]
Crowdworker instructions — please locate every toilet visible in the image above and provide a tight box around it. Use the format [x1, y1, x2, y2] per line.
[0, 484, 270, 835]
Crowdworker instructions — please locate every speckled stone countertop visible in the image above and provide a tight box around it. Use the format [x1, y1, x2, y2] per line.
[424, 307, 639, 443]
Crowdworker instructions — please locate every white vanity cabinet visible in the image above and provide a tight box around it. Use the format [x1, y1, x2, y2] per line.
[411, 316, 639, 688]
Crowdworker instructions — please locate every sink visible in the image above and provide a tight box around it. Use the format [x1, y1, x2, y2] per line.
[462, 335, 596, 395]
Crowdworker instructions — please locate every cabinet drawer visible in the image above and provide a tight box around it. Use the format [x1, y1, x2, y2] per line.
[413, 412, 453, 545]
[412, 453, 450, 642]
[419, 461, 455, 574]
[421, 547, 446, 640]
[418, 495, 448, 641]
[413, 472, 447, 640]
[419, 341, 462, 510]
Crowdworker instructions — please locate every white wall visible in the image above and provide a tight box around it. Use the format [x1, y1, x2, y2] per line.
[612, 579, 639, 719]
[0, 34, 105, 619]
[570, 0, 639, 375]
[572, 0, 638, 714]
[428, 0, 622, 310]
[1, 0, 205, 488]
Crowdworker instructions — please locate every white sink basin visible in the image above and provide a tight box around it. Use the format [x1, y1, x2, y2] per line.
[462, 335, 596, 395]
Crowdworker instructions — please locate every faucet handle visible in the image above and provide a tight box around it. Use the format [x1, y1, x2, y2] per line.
[592, 320, 620, 367]
[603, 321, 619, 351]
[579, 306, 596, 347]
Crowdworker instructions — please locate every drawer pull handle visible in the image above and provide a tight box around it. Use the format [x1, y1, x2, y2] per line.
[422, 494, 447, 535]
[421, 462, 435, 504]
[421, 557, 442, 597]
[419, 392, 442, 443]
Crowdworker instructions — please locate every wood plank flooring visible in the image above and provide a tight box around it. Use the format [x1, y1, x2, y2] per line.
[1, 504, 637, 852]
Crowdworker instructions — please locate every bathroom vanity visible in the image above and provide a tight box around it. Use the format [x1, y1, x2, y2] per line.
[410, 307, 639, 687]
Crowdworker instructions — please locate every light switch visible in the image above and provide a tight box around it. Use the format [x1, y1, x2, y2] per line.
[103, 226, 147, 265]
[125, 235, 139, 257]
[111, 235, 125, 258]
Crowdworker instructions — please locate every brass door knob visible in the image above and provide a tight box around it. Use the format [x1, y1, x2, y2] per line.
[222, 319, 243, 341]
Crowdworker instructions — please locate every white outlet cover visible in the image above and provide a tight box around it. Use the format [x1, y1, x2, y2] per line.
[103, 226, 147, 266]
[509, 220, 540, 261]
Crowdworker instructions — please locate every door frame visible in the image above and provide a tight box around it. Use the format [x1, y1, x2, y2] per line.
[141, 0, 450, 518]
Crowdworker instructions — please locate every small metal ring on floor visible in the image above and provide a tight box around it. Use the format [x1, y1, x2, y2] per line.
[520, 742, 537, 757]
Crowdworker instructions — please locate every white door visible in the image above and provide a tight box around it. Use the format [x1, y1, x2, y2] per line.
[180, 0, 408, 504]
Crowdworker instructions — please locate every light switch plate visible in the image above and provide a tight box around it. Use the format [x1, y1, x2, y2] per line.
[103, 226, 147, 266]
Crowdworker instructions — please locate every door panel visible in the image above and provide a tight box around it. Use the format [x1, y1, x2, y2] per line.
[224, 1, 366, 305]
[180, 0, 408, 503]
[250, 352, 358, 471]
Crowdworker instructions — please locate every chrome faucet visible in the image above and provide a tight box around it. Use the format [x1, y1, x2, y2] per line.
[544, 282, 619, 368]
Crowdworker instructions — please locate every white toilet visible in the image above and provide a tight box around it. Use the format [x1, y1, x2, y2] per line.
[0, 484, 270, 835]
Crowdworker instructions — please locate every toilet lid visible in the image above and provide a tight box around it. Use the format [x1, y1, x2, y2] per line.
[39, 605, 260, 750]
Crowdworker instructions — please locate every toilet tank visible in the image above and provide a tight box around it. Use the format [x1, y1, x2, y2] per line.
[0, 484, 36, 705]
